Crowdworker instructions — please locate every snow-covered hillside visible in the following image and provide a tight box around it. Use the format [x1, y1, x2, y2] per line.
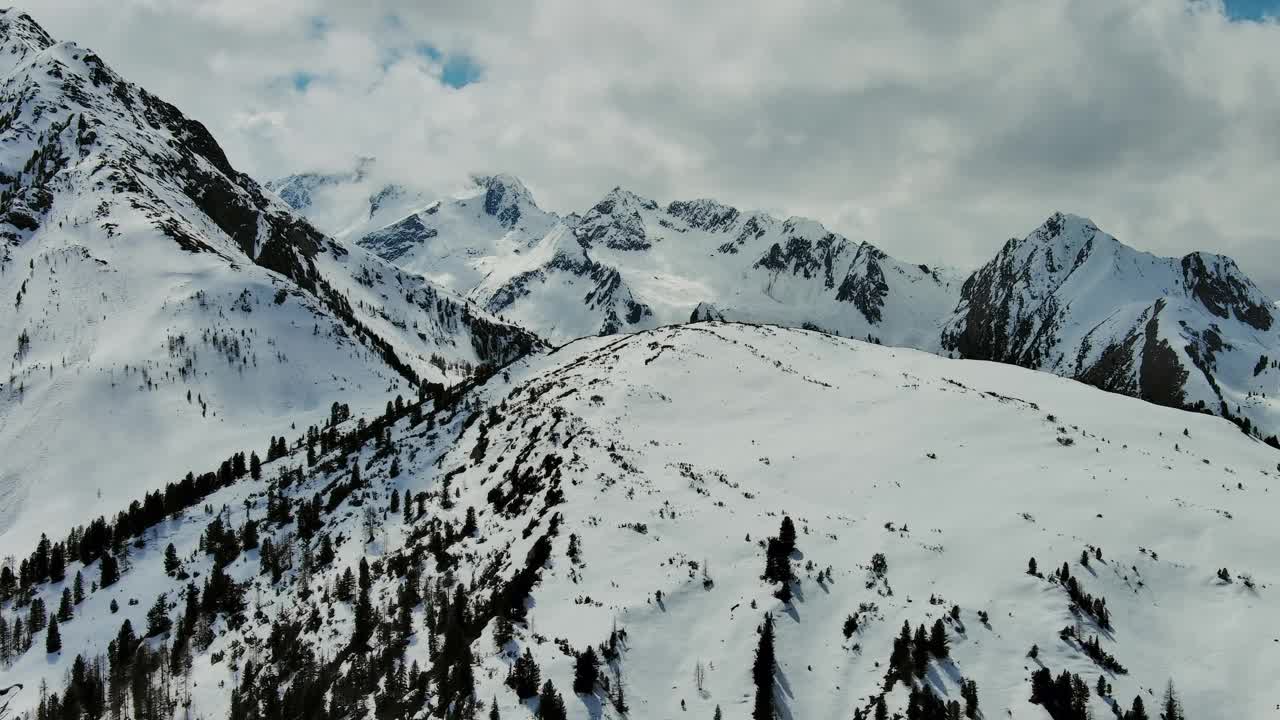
[5, 322, 1277, 719]
[0, 9, 539, 552]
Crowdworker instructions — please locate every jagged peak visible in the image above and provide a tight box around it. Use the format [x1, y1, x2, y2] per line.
[471, 172, 531, 197]
[593, 186, 659, 214]
[0, 9, 55, 56]
[666, 197, 741, 231]
[468, 173, 537, 228]
[1027, 211, 1100, 244]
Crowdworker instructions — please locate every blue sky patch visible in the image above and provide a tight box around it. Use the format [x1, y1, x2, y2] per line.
[415, 42, 483, 88]
[291, 71, 316, 92]
[1223, 0, 1280, 20]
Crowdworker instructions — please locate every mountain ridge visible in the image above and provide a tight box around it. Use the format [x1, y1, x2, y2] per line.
[277, 167, 1280, 442]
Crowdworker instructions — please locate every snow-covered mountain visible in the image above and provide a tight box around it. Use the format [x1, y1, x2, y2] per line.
[5, 322, 1277, 720]
[940, 212, 1280, 443]
[0, 9, 538, 552]
[276, 177, 961, 347]
[283, 169, 1280, 442]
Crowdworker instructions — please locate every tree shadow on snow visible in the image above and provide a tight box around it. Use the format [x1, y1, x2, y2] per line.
[578, 692, 605, 720]
[773, 669, 796, 720]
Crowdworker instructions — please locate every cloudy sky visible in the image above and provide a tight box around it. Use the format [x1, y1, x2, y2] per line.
[27, 1, 1280, 290]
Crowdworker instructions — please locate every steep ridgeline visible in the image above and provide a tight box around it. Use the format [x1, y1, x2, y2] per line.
[274, 175, 960, 346]
[941, 212, 1280, 444]
[5, 323, 1278, 720]
[473, 190, 961, 346]
[0, 10, 539, 551]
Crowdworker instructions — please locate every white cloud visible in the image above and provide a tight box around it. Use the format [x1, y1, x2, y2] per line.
[24, 0, 1280, 290]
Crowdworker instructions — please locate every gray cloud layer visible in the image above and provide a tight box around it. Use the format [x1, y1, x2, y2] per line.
[28, 0, 1280, 291]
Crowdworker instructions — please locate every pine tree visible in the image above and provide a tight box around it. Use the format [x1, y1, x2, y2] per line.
[464, 506, 478, 537]
[73, 571, 84, 604]
[352, 565, 375, 648]
[778, 515, 797, 555]
[1126, 695, 1150, 720]
[1160, 680, 1184, 720]
[250, 451, 262, 480]
[57, 588, 74, 622]
[511, 648, 541, 699]
[889, 620, 913, 688]
[537, 680, 567, 720]
[715, 705, 723, 720]
[241, 519, 259, 550]
[146, 593, 172, 637]
[873, 695, 888, 720]
[336, 567, 356, 602]
[1028, 557, 1038, 575]
[45, 615, 61, 653]
[929, 618, 949, 658]
[961, 679, 979, 719]
[164, 543, 180, 574]
[100, 552, 119, 587]
[912, 624, 930, 677]
[490, 698, 501, 720]
[752, 613, 776, 720]
[573, 646, 600, 695]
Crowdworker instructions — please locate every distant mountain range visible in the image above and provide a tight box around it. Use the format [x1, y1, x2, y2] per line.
[274, 165, 1280, 444]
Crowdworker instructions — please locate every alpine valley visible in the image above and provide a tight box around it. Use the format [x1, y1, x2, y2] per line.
[1, 9, 1279, 720]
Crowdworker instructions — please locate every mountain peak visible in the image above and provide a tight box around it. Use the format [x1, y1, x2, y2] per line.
[471, 173, 536, 228]
[1031, 211, 1099, 243]
[599, 186, 659, 211]
[0, 8, 54, 53]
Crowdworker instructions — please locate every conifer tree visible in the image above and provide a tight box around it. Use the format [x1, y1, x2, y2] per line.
[511, 648, 541, 699]
[929, 619, 949, 658]
[146, 593, 172, 637]
[57, 588, 73, 622]
[100, 552, 119, 587]
[45, 614, 60, 653]
[873, 695, 888, 720]
[573, 646, 600, 695]
[241, 519, 259, 550]
[1160, 680, 1184, 720]
[1125, 695, 1150, 720]
[912, 624, 930, 677]
[537, 680, 567, 720]
[250, 451, 261, 480]
[778, 516, 797, 555]
[752, 613, 776, 720]
[73, 571, 84, 604]
[164, 543, 180, 574]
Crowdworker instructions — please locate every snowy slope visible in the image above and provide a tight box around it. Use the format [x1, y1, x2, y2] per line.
[0, 10, 538, 552]
[6, 322, 1278, 719]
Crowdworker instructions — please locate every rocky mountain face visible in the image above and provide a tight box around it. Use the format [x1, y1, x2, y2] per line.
[6, 322, 1279, 720]
[0, 10, 538, 552]
[940, 212, 1280, 442]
